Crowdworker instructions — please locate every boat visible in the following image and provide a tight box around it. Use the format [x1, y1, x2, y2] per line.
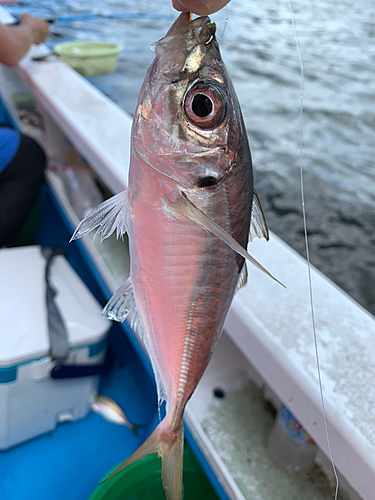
[0, 6, 374, 500]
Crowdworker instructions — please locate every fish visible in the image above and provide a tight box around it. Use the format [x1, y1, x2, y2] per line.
[71, 12, 281, 500]
[91, 393, 142, 435]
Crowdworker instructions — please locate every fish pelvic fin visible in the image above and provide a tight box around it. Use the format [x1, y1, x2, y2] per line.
[102, 278, 134, 322]
[175, 192, 285, 288]
[235, 263, 248, 294]
[70, 190, 130, 243]
[250, 190, 269, 241]
[101, 419, 184, 500]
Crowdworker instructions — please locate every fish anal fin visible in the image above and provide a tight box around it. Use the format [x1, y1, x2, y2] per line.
[70, 190, 130, 243]
[250, 190, 269, 241]
[104, 280, 166, 411]
[175, 192, 285, 288]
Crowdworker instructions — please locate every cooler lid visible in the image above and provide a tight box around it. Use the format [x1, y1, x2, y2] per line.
[0, 246, 110, 368]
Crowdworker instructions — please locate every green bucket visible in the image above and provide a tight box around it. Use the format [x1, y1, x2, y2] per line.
[54, 41, 123, 77]
[88, 446, 218, 500]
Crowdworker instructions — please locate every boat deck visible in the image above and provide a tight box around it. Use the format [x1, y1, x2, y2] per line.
[0, 326, 157, 500]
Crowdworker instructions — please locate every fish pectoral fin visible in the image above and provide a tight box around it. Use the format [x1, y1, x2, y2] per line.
[176, 192, 285, 288]
[250, 190, 269, 241]
[70, 190, 130, 243]
[102, 277, 145, 336]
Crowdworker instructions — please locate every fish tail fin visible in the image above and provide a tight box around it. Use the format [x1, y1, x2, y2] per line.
[101, 418, 184, 500]
[101, 424, 161, 483]
[161, 423, 184, 500]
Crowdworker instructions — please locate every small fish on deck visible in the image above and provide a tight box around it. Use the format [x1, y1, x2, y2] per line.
[91, 393, 142, 435]
[72, 11, 282, 500]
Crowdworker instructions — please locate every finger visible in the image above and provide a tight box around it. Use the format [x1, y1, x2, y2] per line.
[172, 0, 230, 16]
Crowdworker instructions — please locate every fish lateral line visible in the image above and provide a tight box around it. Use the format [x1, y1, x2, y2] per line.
[172, 192, 285, 288]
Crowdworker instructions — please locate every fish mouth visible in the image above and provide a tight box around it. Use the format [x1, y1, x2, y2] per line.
[165, 12, 216, 43]
[154, 13, 216, 61]
[189, 15, 216, 45]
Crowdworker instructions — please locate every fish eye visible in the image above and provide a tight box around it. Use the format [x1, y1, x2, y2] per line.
[184, 83, 225, 130]
[192, 94, 212, 117]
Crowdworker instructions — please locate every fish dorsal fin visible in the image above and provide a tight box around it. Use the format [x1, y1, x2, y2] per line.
[102, 277, 145, 340]
[250, 190, 269, 241]
[175, 192, 285, 288]
[70, 190, 130, 243]
[236, 263, 248, 294]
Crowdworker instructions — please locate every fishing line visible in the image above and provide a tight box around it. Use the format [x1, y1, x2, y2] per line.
[220, 4, 229, 41]
[286, 1, 339, 498]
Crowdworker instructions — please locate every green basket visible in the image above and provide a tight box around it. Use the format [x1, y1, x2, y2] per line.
[54, 41, 123, 77]
[88, 446, 218, 500]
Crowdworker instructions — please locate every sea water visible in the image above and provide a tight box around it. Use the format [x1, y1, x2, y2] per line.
[7, 0, 375, 315]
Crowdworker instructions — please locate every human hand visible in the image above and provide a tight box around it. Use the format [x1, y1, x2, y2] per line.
[20, 13, 49, 45]
[172, 0, 230, 16]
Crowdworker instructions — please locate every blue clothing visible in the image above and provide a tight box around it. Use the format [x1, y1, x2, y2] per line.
[0, 128, 20, 174]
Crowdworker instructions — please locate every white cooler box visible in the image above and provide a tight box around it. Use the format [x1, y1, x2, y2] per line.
[0, 246, 110, 450]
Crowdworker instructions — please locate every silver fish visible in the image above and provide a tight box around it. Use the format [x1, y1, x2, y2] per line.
[92, 393, 141, 435]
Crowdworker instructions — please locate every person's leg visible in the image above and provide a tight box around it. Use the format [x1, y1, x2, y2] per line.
[0, 134, 46, 246]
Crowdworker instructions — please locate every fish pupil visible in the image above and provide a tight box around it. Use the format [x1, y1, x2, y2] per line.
[192, 94, 213, 117]
[198, 176, 217, 188]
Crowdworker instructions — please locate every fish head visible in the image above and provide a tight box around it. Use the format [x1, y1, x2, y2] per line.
[133, 13, 251, 196]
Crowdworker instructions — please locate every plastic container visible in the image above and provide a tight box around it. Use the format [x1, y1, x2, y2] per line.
[89, 446, 218, 500]
[267, 404, 318, 474]
[54, 42, 123, 77]
[0, 246, 110, 450]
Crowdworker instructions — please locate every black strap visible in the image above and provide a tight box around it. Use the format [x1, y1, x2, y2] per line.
[41, 246, 69, 361]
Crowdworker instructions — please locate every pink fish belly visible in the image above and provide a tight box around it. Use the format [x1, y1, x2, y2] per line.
[128, 160, 240, 424]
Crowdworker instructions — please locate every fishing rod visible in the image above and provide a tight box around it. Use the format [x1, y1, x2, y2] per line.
[10, 12, 173, 25]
